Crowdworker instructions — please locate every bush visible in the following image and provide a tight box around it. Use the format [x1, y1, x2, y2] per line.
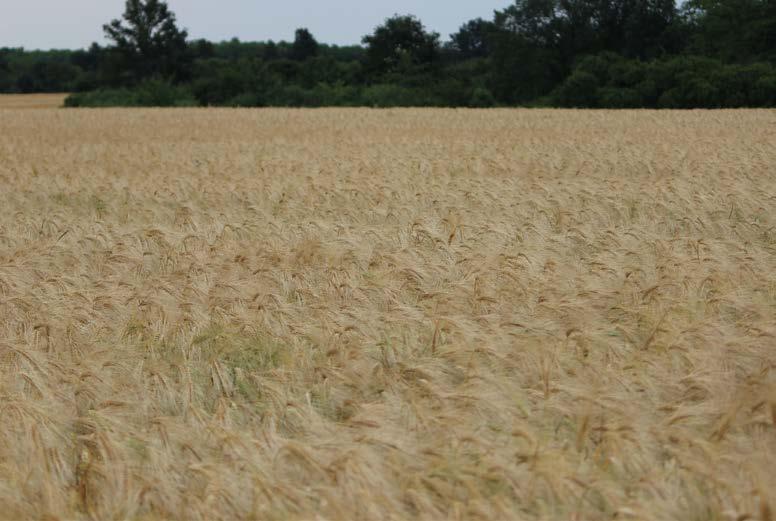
[574, 53, 621, 84]
[598, 87, 643, 108]
[552, 53, 776, 109]
[553, 70, 600, 108]
[269, 85, 322, 106]
[65, 79, 196, 107]
[711, 63, 776, 107]
[192, 69, 248, 105]
[64, 88, 139, 107]
[61, 52, 775, 109]
[225, 92, 265, 107]
[360, 84, 423, 107]
[134, 79, 196, 106]
[309, 83, 362, 106]
[469, 87, 496, 107]
[753, 74, 776, 106]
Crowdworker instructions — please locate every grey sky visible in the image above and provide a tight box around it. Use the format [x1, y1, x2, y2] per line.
[2, 1, 512, 50]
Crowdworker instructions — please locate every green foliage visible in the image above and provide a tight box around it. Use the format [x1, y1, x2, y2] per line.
[4, 0, 776, 108]
[362, 15, 440, 77]
[1, 47, 89, 93]
[361, 84, 428, 107]
[553, 70, 600, 107]
[487, 31, 562, 104]
[134, 78, 197, 106]
[448, 18, 496, 59]
[597, 87, 642, 108]
[685, 0, 776, 63]
[469, 87, 497, 107]
[290, 28, 319, 61]
[224, 92, 264, 107]
[103, 0, 190, 83]
[64, 79, 196, 107]
[64, 88, 138, 107]
[552, 53, 776, 108]
[18, 61, 81, 93]
[190, 59, 267, 105]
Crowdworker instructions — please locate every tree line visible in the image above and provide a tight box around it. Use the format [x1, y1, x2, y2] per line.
[1, 0, 775, 108]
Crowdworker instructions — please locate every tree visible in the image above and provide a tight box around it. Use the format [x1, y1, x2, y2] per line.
[449, 18, 497, 59]
[553, 68, 600, 107]
[103, 0, 190, 83]
[190, 39, 215, 60]
[488, 30, 562, 103]
[495, 0, 563, 48]
[588, 0, 678, 59]
[0, 49, 14, 92]
[263, 41, 280, 61]
[487, 1, 565, 103]
[486, 0, 681, 103]
[290, 28, 319, 61]
[685, 0, 776, 63]
[71, 43, 104, 72]
[493, 0, 680, 62]
[362, 15, 440, 77]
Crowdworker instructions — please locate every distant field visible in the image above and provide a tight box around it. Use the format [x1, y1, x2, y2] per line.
[0, 108, 774, 520]
[0, 93, 68, 109]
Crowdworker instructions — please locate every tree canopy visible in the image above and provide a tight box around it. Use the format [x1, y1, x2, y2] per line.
[103, 0, 190, 83]
[449, 19, 496, 59]
[362, 15, 440, 77]
[290, 29, 319, 61]
[1, 0, 774, 108]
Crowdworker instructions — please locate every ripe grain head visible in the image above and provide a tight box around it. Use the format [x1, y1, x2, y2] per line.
[0, 107, 774, 520]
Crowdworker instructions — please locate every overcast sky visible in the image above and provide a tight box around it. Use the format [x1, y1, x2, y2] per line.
[2, 1, 512, 50]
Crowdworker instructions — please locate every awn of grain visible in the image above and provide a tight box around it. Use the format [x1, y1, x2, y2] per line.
[0, 107, 774, 520]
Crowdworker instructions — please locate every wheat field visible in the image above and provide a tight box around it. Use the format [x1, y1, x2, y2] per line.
[0, 94, 67, 109]
[0, 108, 775, 521]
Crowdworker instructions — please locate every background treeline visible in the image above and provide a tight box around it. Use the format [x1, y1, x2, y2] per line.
[2, 0, 775, 108]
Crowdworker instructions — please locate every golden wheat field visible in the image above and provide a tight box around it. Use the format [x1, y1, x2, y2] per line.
[0, 93, 67, 109]
[0, 107, 775, 521]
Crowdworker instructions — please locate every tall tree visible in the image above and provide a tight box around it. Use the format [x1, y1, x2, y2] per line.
[362, 15, 440, 77]
[0, 50, 11, 92]
[0, 50, 9, 76]
[580, 0, 678, 59]
[290, 28, 319, 61]
[493, 0, 679, 61]
[495, 0, 563, 47]
[103, 0, 190, 83]
[263, 41, 280, 61]
[449, 18, 497, 59]
[487, 0, 565, 102]
[621, 0, 680, 58]
[70, 43, 104, 72]
[488, 0, 680, 101]
[685, 0, 776, 63]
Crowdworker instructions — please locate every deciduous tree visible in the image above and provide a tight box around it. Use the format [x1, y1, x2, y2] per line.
[291, 29, 319, 61]
[103, 0, 190, 83]
[362, 15, 440, 77]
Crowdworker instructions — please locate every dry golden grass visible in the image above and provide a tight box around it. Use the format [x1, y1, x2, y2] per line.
[0, 93, 68, 109]
[0, 108, 775, 521]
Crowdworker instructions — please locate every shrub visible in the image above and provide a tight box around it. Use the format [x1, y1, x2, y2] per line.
[134, 79, 196, 107]
[64, 79, 196, 107]
[553, 70, 600, 108]
[598, 87, 643, 108]
[64, 88, 139, 107]
[360, 84, 421, 107]
[469, 87, 496, 107]
[225, 93, 265, 107]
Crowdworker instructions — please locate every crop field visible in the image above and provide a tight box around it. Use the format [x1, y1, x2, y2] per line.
[0, 93, 67, 109]
[0, 107, 775, 520]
